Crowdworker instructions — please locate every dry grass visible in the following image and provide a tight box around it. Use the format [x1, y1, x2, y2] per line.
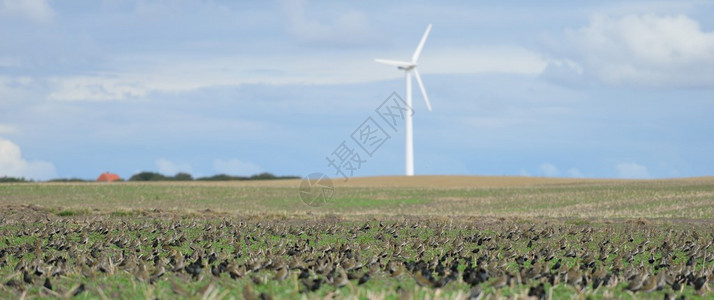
[2, 176, 714, 220]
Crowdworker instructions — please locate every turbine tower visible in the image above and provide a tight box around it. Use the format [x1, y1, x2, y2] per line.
[375, 24, 432, 176]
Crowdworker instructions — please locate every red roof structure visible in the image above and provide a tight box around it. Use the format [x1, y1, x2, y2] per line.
[97, 172, 120, 182]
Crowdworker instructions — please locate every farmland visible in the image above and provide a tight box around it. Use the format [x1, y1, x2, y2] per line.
[1, 176, 714, 299]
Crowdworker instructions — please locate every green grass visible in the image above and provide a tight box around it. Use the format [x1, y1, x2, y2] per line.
[1, 179, 713, 218]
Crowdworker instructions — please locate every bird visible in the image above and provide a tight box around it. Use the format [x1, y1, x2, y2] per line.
[551, 259, 562, 271]
[251, 274, 267, 285]
[184, 258, 204, 279]
[135, 262, 149, 282]
[273, 265, 289, 281]
[169, 279, 189, 296]
[210, 264, 223, 277]
[693, 275, 708, 291]
[389, 262, 404, 278]
[413, 270, 433, 287]
[43, 277, 53, 291]
[242, 283, 257, 300]
[396, 285, 413, 300]
[432, 273, 456, 288]
[297, 267, 310, 280]
[358, 273, 370, 285]
[467, 285, 483, 300]
[5, 279, 21, 288]
[301, 278, 323, 292]
[22, 270, 33, 284]
[70, 283, 86, 297]
[528, 283, 546, 300]
[227, 262, 245, 279]
[149, 263, 166, 283]
[639, 275, 658, 293]
[490, 273, 509, 289]
[333, 267, 349, 288]
[625, 274, 645, 292]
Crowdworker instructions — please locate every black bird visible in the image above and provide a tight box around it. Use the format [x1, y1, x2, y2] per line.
[72, 283, 86, 296]
[361, 222, 371, 231]
[23, 270, 33, 284]
[208, 252, 218, 264]
[432, 273, 456, 288]
[551, 259, 561, 270]
[463, 267, 489, 286]
[211, 264, 222, 277]
[693, 276, 707, 291]
[5, 279, 20, 288]
[43, 277, 53, 290]
[528, 283, 546, 300]
[462, 267, 477, 286]
[34, 265, 45, 276]
[435, 262, 445, 277]
[298, 268, 310, 279]
[301, 278, 322, 292]
[185, 258, 204, 278]
[358, 273, 370, 285]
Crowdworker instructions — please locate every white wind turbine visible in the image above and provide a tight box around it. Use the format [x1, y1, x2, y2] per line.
[375, 24, 432, 176]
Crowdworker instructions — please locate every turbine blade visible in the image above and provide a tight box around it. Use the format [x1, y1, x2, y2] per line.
[413, 68, 431, 111]
[374, 59, 413, 68]
[412, 24, 432, 63]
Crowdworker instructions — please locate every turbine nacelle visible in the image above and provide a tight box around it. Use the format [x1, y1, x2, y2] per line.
[373, 24, 432, 112]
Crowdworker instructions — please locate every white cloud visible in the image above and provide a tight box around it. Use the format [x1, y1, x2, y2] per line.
[0, 56, 20, 68]
[155, 158, 192, 176]
[0, 137, 56, 180]
[616, 162, 650, 179]
[281, 0, 377, 46]
[48, 76, 147, 101]
[566, 13, 714, 87]
[540, 58, 586, 87]
[526, 164, 583, 178]
[519, 169, 531, 177]
[422, 46, 548, 76]
[539, 163, 560, 177]
[0, 0, 54, 23]
[567, 168, 584, 178]
[213, 158, 262, 176]
[44, 44, 548, 102]
[0, 124, 17, 134]
[0, 76, 38, 104]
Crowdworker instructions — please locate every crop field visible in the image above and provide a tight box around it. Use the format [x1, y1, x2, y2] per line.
[1, 176, 714, 299]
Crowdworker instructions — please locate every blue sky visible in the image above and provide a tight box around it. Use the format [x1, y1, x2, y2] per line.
[1, 0, 713, 180]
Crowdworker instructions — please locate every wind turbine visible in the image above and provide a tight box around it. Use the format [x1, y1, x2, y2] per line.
[375, 24, 432, 176]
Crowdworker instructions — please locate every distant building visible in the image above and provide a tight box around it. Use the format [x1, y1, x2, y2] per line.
[97, 172, 120, 182]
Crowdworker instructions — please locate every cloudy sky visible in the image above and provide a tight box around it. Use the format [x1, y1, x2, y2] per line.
[1, 0, 713, 180]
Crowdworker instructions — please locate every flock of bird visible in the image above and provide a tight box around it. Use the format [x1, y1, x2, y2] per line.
[0, 210, 713, 299]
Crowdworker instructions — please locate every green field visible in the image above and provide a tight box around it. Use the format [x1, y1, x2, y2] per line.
[2, 176, 714, 218]
[1, 176, 713, 299]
